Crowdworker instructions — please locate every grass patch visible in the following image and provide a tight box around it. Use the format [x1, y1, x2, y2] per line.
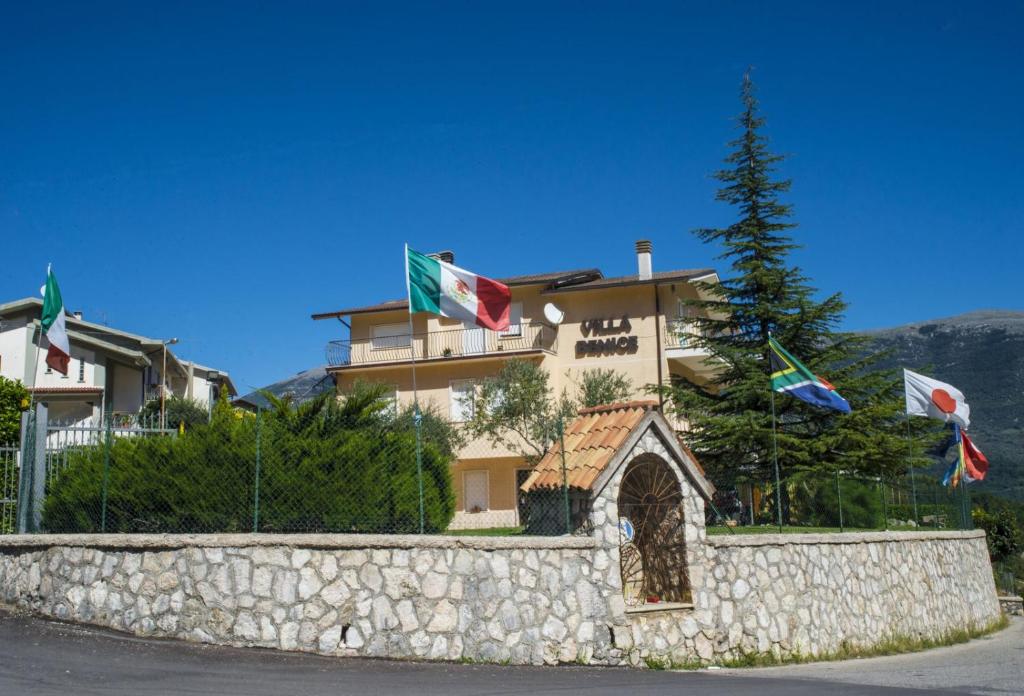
[446, 526, 524, 537]
[703, 615, 1009, 669]
[706, 525, 933, 536]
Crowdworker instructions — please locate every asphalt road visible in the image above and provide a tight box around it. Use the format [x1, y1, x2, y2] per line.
[720, 615, 1024, 695]
[0, 607, 1016, 696]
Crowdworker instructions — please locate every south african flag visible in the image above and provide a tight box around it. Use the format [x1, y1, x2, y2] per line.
[768, 336, 851, 413]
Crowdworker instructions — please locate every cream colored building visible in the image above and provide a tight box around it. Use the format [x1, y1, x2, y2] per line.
[313, 241, 718, 529]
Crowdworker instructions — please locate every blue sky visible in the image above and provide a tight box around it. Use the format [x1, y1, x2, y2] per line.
[2, 2, 1021, 392]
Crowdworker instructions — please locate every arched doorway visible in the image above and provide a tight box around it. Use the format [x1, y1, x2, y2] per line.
[617, 455, 691, 605]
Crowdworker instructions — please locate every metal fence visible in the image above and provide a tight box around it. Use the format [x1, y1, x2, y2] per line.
[4, 402, 982, 539]
[0, 444, 18, 534]
[704, 468, 974, 534]
[8, 402, 580, 537]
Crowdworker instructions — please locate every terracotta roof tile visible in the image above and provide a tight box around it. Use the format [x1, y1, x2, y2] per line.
[520, 401, 659, 493]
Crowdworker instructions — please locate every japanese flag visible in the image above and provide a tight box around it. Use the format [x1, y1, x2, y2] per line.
[904, 369, 970, 429]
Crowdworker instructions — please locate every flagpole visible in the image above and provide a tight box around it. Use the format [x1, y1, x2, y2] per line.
[405, 244, 425, 534]
[768, 333, 783, 532]
[905, 411, 919, 525]
[26, 264, 51, 415]
[770, 384, 783, 532]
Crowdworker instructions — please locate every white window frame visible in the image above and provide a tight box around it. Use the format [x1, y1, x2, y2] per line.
[381, 384, 400, 416]
[371, 323, 411, 350]
[462, 469, 490, 512]
[449, 379, 476, 422]
[499, 302, 523, 338]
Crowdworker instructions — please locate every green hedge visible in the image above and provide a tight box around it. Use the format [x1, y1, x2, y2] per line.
[42, 390, 455, 534]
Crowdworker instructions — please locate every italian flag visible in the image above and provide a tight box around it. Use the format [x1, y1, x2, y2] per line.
[41, 265, 71, 375]
[406, 246, 511, 331]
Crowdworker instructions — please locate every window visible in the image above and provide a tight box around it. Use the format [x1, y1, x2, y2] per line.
[371, 323, 411, 350]
[463, 470, 489, 512]
[78, 358, 86, 383]
[499, 302, 523, 337]
[449, 380, 476, 422]
[379, 384, 399, 416]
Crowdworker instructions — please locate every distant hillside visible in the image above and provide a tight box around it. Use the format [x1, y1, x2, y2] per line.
[233, 366, 336, 411]
[864, 310, 1024, 500]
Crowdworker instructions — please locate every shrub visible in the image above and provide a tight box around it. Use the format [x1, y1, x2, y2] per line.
[802, 475, 883, 529]
[973, 507, 1022, 563]
[0, 376, 29, 444]
[139, 395, 210, 430]
[42, 386, 456, 534]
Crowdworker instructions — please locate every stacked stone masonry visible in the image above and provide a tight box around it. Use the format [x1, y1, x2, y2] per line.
[0, 529, 1001, 667]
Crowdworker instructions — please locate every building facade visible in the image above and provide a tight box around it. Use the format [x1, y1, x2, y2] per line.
[314, 241, 718, 529]
[0, 298, 236, 429]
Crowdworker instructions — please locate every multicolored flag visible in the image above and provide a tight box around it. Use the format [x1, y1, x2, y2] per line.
[904, 369, 970, 429]
[768, 336, 851, 413]
[943, 424, 989, 488]
[40, 265, 71, 375]
[406, 246, 511, 331]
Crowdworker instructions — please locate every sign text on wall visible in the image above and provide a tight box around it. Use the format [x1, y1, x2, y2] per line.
[576, 316, 639, 357]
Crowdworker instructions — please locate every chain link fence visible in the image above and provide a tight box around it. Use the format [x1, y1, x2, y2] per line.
[3, 401, 985, 540]
[10, 400, 581, 537]
[705, 468, 974, 534]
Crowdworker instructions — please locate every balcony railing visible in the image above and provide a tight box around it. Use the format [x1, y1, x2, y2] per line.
[665, 319, 706, 349]
[326, 322, 558, 367]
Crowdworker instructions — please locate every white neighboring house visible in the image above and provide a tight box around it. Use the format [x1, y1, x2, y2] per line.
[0, 298, 236, 427]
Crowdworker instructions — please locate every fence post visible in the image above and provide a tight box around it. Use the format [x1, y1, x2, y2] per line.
[414, 407, 425, 534]
[252, 408, 262, 533]
[879, 469, 888, 531]
[836, 470, 844, 533]
[15, 410, 34, 533]
[558, 416, 571, 535]
[100, 410, 113, 533]
[27, 404, 47, 533]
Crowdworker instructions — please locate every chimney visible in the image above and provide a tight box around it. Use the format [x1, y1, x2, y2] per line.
[429, 250, 455, 264]
[72, 311, 83, 320]
[635, 240, 652, 280]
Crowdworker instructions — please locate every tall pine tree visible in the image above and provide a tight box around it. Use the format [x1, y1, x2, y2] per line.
[669, 72, 937, 492]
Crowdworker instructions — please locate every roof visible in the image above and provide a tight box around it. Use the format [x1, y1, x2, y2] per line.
[522, 401, 658, 492]
[311, 268, 602, 320]
[311, 266, 716, 320]
[543, 269, 715, 294]
[520, 400, 714, 499]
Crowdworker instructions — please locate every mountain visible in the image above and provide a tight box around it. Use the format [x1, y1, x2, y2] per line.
[864, 310, 1024, 500]
[233, 366, 336, 411]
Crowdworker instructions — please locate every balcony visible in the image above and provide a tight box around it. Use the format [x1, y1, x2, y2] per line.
[326, 322, 558, 369]
[664, 319, 707, 349]
[664, 319, 716, 377]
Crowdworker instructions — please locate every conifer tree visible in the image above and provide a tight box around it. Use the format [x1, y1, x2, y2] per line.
[668, 72, 937, 494]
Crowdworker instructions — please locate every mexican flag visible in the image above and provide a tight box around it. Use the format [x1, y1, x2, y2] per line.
[406, 246, 511, 331]
[41, 265, 71, 375]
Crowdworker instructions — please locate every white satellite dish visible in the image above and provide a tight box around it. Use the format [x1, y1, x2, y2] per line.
[543, 303, 565, 325]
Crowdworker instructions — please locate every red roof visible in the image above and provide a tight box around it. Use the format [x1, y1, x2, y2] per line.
[521, 401, 659, 492]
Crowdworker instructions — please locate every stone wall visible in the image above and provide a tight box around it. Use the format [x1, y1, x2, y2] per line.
[0, 534, 623, 665]
[0, 529, 1000, 667]
[621, 531, 1000, 664]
